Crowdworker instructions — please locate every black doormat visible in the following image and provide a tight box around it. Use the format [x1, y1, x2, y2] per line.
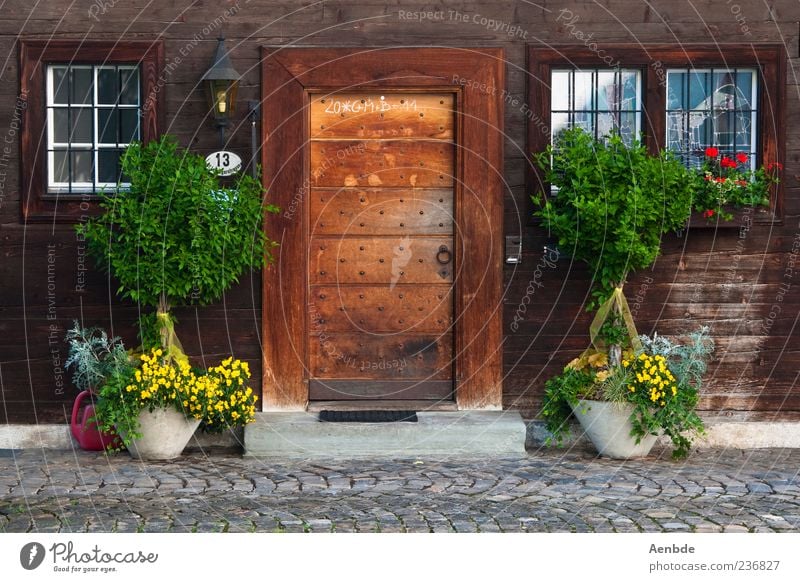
[318, 410, 418, 423]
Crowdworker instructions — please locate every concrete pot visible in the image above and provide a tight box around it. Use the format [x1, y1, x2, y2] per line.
[126, 408, 200, 461]
[571, 399, 658, 459]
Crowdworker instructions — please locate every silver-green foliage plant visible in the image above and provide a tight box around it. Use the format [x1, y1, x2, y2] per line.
[638, 326, 715, 390]
[64, 321, 131, 392]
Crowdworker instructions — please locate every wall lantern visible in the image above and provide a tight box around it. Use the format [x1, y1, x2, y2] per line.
[202, 35, 241, 145]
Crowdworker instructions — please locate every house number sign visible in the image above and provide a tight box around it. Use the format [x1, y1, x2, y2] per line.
[206, 150, 242, 176]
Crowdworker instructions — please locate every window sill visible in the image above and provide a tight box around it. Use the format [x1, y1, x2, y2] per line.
[686, 206, 779, 229]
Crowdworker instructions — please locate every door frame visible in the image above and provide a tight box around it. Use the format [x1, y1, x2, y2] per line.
[261, 47, 504, 410]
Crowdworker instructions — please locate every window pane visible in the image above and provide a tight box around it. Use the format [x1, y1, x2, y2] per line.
[713, 71, 737, 111]
[52, 150, 69, 183]
[52, 109, 69, 143]
[551, 112, 570, 140]
[597, 111, 617, 137]
[666, 111, 687, 151]
[98, 149, 121, 183]
[734, 112, 753, 148]
[597, 71, 616, 110]
[119, 109, 139, 143]
[98, 108, 118, 144]
[689, 111, 712, 150]
[736, 70, 755, 110]
[621, 71, 638, 110]
[551, 70, 569, 111]
[713, 110, 736, 151]
[71, 108, 92, 143]
[618, 111, 639, 144]
[667, 72, 685, 109]
[689, 71, 710, 110]
[574, 71, 594, 111]
[71, 68, 93, 105]
[119, 69, 139, 105]
[71, 150, 94, 183]
[97, 68, 118, 104]
[573, 112, 595, 135]
[52, 67, 69, 105]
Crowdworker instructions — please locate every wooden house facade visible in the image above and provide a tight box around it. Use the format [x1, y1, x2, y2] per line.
[1, 1, 799, 431]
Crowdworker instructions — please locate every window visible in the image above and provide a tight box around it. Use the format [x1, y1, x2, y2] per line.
[47, 65, 141, 194]
[528, 45, 785, 221]
[665, 68, 757, 170]
[19, 41, 164, 222]
[551, 69, 642, 145]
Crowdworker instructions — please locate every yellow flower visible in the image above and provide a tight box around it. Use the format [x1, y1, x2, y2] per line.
[595, 370, 610, 382]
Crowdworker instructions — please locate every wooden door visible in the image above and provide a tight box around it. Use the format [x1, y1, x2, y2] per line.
[261, 47, 504, 411]
[308, 93, 456, 401]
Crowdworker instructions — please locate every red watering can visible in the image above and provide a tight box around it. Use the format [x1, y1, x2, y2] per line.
[70, 391, 122, 451]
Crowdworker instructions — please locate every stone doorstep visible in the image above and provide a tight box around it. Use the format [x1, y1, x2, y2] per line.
[244, 411, 528, 457]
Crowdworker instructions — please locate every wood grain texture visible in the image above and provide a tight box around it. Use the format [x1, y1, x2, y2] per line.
[310, 139, 454, 188]
[310, 236, 454, 284]
[309, 284, 452, 333]
[309, 332, 453, 380]
[309, 379, 453, 400]
[310, 92, 454, 139]
[310, 188, 454, 235]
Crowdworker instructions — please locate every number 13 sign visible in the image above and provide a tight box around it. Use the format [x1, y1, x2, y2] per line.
[206, 150, 243, 176]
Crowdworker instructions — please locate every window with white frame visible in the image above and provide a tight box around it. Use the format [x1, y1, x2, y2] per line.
[47, 64, 141, 194]
[550, 68, 642, 146]
[665, 68, 758, 170]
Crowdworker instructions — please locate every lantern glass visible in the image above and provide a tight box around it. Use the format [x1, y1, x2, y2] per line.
[206, 78, 238, 124]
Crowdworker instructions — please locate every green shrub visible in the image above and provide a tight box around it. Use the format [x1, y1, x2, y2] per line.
[78, 134, 279, 345]
[534, 127, 692, 308]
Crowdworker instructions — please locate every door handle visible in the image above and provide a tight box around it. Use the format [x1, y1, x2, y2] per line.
[436, 245, 452, 265]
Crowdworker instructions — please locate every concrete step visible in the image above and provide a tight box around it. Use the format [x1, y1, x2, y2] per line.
[244, 411, 527, 457]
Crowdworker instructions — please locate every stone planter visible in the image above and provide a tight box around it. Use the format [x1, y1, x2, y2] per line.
[125, 408, 200, 461]
[571, 399, 658, 459]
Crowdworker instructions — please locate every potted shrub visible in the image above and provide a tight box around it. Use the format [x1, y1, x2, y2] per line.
[541, 324, 714, 459]
[534, 128, 713, 458]
[78, 134, 279, 356]
[77, 134, 278, 457]
[94, 348, 258, 460]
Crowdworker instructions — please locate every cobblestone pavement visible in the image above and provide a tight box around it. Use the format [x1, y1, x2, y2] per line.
[1, 448, 799, 533]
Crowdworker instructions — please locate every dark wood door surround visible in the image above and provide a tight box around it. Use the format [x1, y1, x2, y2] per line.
[261, 48, 504, 410]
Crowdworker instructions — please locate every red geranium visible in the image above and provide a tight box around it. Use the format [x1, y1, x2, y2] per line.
[735, 152, 749, 164]
[720, 157, 737, 169]
[766, 162, 783, 172]
[736, 180, 748, 187]
[703, 209, 715, 219]
[714, 177, 726, 183]
[705, 147, 719, 158]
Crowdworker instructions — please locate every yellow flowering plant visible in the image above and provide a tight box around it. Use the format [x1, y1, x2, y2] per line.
[542, 328, 713, 459]
[95, 348, 258, 449]
[200, 357, 258, 434]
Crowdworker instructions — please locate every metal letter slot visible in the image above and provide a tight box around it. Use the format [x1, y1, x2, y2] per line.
[505, 235, 522, 264]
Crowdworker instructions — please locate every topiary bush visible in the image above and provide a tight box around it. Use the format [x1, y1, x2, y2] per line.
[78, 134, 279, 350]
[534, 127, 693, 309]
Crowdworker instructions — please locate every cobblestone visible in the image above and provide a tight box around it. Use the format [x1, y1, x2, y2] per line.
[0, 448, 799, 532]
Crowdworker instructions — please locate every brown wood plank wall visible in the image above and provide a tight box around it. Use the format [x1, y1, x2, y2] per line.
[1, 0, 799, 422]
